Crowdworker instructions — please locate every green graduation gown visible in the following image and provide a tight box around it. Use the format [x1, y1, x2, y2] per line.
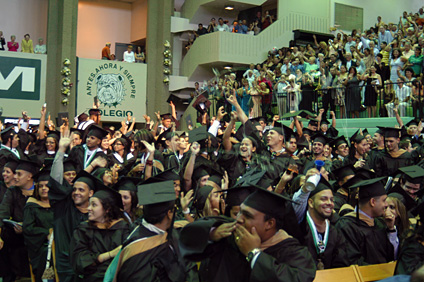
[22, 197, 54, 282]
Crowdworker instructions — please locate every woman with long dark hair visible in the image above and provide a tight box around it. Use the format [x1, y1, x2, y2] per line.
[344, 66, 361, 118]
[70, 187, 130, 282]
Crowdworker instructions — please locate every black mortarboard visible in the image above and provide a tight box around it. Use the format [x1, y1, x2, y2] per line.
[308, 177, 333, 199]
[115, 176, 140, 192]
[193, 164, 210, 181]
[34, 164, 51, 182]
[87, 124, 108, 140]
[243, 188, 295, 219]
[0, 126, 16, 142]
[92, 186, 123, 209]
[299, 110, 317, 118]
[375, 127, 384, 135]
[270, 121, 284, 135]
[281, 111, 302, 119]
[331, 164, 356, 182]
[4, 157, 19, 173]
[282, 124, 297, 141]
[378, 126, 401, 138]
[192, 94, 211, 113]
[193, 185, 214, 212]
[350, 129, 365, 144]
[249, 116, 267, 125]
[355, 168, 376, 180]
[302, 128, 313, 136]
[321, 119, 330, 125]
[188, 126, 208, 143]
[70, 128, 84, 137]
[156, 128, 175, 147]
[63, 159, 77, 172]
[160, 113, 172, 120]
[388, 184, 418, 211]
[235, 169, 267, 188]
[311, 132, 329, 145]
[138, 180, 176, 217]
[398, 165, 424, 185]
[349, 177, 387, 199]
[88, 108, 101, 115]
[47, 130, 60, 142]
[329, 136, 348, 150]
[362, 128, 370, 137]
[308, 119, 319, 126]
[167, 94, 180, 105]
[225, 185, 257, 207]
[16, 159, 41, 176]
[142, 168, 181, 184]
[296, 135, 310, 150]
[406, 119, 420, 127]
[73, 170, 100, 190]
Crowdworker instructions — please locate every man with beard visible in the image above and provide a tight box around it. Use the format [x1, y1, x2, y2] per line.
[369, 127, 385, 167]
[0, 159, 39, 281]
[179, 187, 316, 281]
[373, 127, 414, 177]
[293, 175, 349, 269]
[68, 124, 108, 172]
[302, 133, 329, 173]
[329, 136, 349, 170]
[335, 177, 399, 265]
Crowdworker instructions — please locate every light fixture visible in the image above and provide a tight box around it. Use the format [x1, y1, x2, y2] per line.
[224, 66, 232, 70]
[224, 5, 234, 10]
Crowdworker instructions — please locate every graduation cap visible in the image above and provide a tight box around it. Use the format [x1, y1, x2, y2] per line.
[321, 118, 330, 125]
[243, 187, 295, 220]
[398, 165, 424, 185]
[87, 124, 109, 140]
[270, 121, 284, 135]
[63, 159, 77, 172]
[73, 170, 102, 190]
[302, 128, 313, 136]
[0, 126, 16, 141]
[299, 110, 317, 118]
[157, 128, 175, 148]
[331, 164, 356, 182]
[192, 94, 211, 114]
[378, 126, 401, 139]
[34, 164, 51, 183]
[350, 129, 365, 144]
[225, 185, 258, 208]
[16, 159, 41, 176]
[249, 116, 267, 126]
[308, 177, 333, 199]
[406, 119, 420, 128]
[47, 130, 60, 142]
[3, 157, 19, 173]
[362, 129, 370, 137]
[349, 177, 387, 200]
[193, 185, 214, 212]
[142, 168, 181, 184]
[92, 185, 123, 209]
[188, 126, 208, 143]
[308, 119, 319, 127]
[160, 113, 172, 120]
[138, 180, 176, 217]
[70, 128, 84, 138]
[387, 184, 418, 211]
[311, 132, 329, 145]
[235, 169, 267, 188]
[167, 94, 181, 105]
[329, 136, 348, 150]
[114, 176, 140, 192]
[281, 111, 302, 119]
[296, 135, 310, 150]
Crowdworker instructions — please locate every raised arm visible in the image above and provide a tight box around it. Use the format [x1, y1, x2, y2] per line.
[223, 112, 237, 152]
[38, 105, 47, 140]
[183, 142, 200, 191]
[226, 92, 248, 124]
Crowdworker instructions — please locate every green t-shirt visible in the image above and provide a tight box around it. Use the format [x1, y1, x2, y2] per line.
[408, 55, 423, 75]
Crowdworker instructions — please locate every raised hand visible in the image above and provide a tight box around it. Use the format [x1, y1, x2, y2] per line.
[210, 222, 236, 242]
[234, 224, 261, 256]
[190, 142, 200, 155]
[180, 190, 194, 211]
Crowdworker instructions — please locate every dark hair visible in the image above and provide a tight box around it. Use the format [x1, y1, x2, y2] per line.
[133, 129, 154, 153]
[349, 66, 357, 76]
[218, 17, 223, 21]
[33, 180, 48, 201]
[144, 201, 175, 225]
[377, 53, 383, 59]
[416, 47, 422, 53]
[264, 213, 283, 230]
[405, 67, 414, 74]
[392, 48, 400, 59]
[24, 34, 30, 38]
[89, 196, 124, 227]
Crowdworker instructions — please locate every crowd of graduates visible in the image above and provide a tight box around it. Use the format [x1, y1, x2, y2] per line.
[1, 92, 424, 281]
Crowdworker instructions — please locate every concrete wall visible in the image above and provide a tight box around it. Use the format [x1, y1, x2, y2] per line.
[0, 0, 48, 51]
[131, 0, 148, 42]
[76, 1, 132, 59]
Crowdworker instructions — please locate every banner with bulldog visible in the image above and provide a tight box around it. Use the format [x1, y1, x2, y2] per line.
[77, 58, 147, 122]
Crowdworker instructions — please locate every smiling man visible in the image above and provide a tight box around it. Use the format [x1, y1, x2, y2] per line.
[179, 187, 316, 281]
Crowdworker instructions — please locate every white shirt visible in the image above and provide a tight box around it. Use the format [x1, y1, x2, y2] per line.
[396, 85, 411, 102]
[123, 51, 135, 63]
[34, 44, 46, 54]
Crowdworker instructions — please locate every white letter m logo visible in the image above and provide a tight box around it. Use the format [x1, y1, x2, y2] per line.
[0, 66, 35, 92]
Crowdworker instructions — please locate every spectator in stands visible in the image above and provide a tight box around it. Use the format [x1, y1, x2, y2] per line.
[390, 48, 404, 84]
[280, 57, 291, 75]
[7, 35, 19, 52]
[123, 45, 135, 63]
[195, 23, 208, 37]
[386, 77, 411, 117]
[231, 20, 239, 33]
[101, 42, 112, 60]
[215, 18, 230, 32]
[241, 20, 248, 34]
[262, 10, 272, 30]
[21, 34, 33, 53]
[135, 46, 145, 63]
[378, 26, 393, 50]
[207, 18, 216, 33]
[408, 47, 423, 76]
[0, 31, 5, 51]
[344, 66, 361, 118]
[34, 38, 46, 54]
[344, 35, 356, 53]
[402, 41, 415, 59]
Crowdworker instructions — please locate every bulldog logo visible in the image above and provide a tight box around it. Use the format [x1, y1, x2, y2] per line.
[95, 74, 126, 107]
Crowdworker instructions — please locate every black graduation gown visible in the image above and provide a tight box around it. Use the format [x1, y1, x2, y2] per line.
[70, 220, 130, 282]
[22, 198, 54, 282]
[33, 139, 57, 165]
[334, 190, 348, 213]
[0, 181, 8, 203]
[68, 145, 106, 173]
[116, 224, 188, 282]
[106, 152, 134, 175]
[48, 177, 89, 282]
[0, 186, 32, 278]
[395, 234, 424, 275]
[179, 217, 316, 282]
[373, 150, 414, 177]
[0, 146, 25, 179]
[342, 155, 371, 170]
[335, 212, 394, 265]
[299, 217, 349, 269]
